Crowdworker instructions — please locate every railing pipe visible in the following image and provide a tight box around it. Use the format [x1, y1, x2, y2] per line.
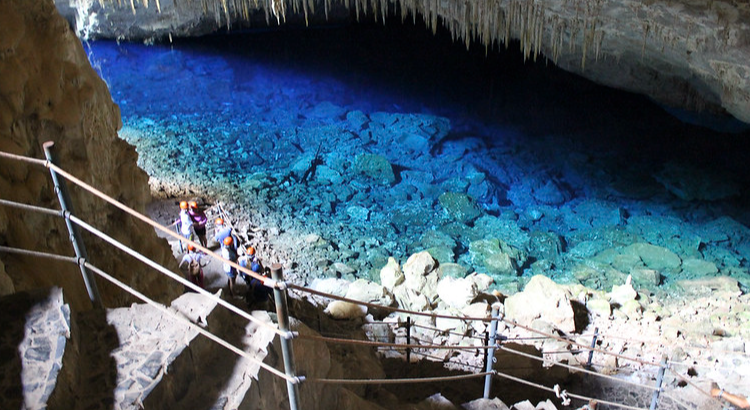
[0, 198, 64, 217]
[586, 327, 599, 369]
[0, 245, 78, 264]
[483, 303, 501, 399]
[650, 355, 668, 410]
[43, 141, 102, 309]
[271, 264, 302, 410]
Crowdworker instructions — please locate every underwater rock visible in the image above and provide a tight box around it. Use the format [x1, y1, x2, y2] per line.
[332, 262, 356, 275]
[469, 239, 525, 277]
[437, 277, 478, 309]
[681, 258, 719, 277]
[621, 243, 682, 273]
[504, 275, 575, 333]
[345, 110, 369, 132]
[424, 246, 455, 264]
[531, 179, 568, 205]
[438, 263, 468, 279]
[438, 192, 481, 224]
[346, 205, 370, 222]
[471, 215, 529, 250]
[527, 231, 563, 264]
[654, 162, 740, 201]
[629, 268, 661, 288]
[353, 153, 395, 185]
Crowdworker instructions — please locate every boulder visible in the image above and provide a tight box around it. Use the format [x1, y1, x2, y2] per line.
[379, 257, 404, 291]
[622, 243, 682, 272]
[504, 275, 576, 333]
[344, 279, 392, 307]
[586, 298, 611, 318]
[310, 278, 351, 298]
[461, 397, 510, 410]
[681, 258, 719, 277]
[439, 263, 468, 279]
[469, 239, 523, 276]
[324, 301, 367, 319]
[354, 153, 395, 185]
[438, 192, 482, 224]
[437, 277, 478, 309]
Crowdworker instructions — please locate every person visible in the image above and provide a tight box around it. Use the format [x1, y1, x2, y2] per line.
[213, 217, 239, 248]
[221, 236, 240, 298]
[240, 246, 272, 308]
[179, 244, 206, 292]
[176, 201, 194, 252]
[188, 201, 208, 247]
[237, 245, 256, 284]
[712, 385, 749, 409]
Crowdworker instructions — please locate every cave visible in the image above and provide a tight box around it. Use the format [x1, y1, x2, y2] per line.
[1, 0, 750, 409]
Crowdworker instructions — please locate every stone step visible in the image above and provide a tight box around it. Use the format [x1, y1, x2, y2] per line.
[0, 287, 71, 410]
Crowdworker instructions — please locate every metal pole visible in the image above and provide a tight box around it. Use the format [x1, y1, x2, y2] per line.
[650, 354, 668, 410]
[483, 303, 501, 399]
[586, 327, 599, 369]
[42, 141, 102, 309]
[271, 264, 302, 410]
[406, 316, 411, 363]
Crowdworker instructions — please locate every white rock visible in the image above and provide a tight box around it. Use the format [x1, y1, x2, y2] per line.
[380, 257, 404, 291]
[310, 277, 351, 297]
[437, 277, 478, 309]
[324, 301, 367, 319]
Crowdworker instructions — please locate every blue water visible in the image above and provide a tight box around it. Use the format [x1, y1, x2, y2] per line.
[86, 19, 750, 293]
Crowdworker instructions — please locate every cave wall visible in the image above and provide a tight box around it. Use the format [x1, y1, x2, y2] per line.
[0, 0, 180, 310]
[56, 0, 750, 125]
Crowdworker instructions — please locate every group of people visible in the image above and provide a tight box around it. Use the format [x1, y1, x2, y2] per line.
[176, 201, 272, 307]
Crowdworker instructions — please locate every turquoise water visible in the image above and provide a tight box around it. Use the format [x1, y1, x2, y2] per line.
[86, 20, 750, 294]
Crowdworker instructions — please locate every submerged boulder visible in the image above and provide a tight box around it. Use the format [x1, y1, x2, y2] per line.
[353, 153, 395, 185]
[438, 192, 482, 224]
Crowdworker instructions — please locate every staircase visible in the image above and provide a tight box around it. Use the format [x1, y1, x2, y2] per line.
[0, 286, 279, 410]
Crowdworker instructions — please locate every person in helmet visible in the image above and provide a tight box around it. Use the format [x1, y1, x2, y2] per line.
[239, 246, 272, 308]
[221, 235, 240, 297]
[179, 244, 206, 292]
[213, 217, 239, 249]
[175, 201, 194, 252]
[237, 245, 256, 284]
[188, 201, 208, 247]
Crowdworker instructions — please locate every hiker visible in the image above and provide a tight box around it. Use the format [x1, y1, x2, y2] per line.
[176, 201, 194, 252]
[213, 217, 239, 249]
[240, 246, 273, 307]
[188, 201, 208, 247]
[221, 236, 240, 298]
[179, 244, 206, 292]
[237, 245, 257, 284]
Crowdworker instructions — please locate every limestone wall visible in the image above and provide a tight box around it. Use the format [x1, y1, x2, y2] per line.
[0, 0, 180, 310]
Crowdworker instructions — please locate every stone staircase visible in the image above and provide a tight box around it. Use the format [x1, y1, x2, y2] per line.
[0, 287, 280, 410]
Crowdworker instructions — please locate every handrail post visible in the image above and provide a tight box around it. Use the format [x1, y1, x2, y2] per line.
[271, 264, 301, 410]
[406, 316, 412, 363]
[650, 354, 668, 410]
[483, 303, 501, 399]
[42, 141, 102, 309]
[586, 327, 599, 369]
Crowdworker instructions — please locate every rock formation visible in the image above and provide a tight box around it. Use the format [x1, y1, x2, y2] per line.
[55, 0, 750, 125]
[0, 0, 180, 309]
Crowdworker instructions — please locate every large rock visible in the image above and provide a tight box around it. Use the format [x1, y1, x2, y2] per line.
[439, 192, 481, 224]
[469, 239, 524, 276]
[0, 0, 179, 310]
[354, 153, 396, 185]
[379, 257, 404, 291]
[436, 277, 477, 309]
[504, 275, 576, 333]
[621, 243, 682, 273]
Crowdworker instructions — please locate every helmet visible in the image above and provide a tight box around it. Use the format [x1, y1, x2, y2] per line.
[187, 244, 196, 251]
[223, 236, 233, 246]
[189, 201, 198, 209]
[179, 201, 188, 209]
[215, 217, 224, 225]
[246, 246, 255, 256]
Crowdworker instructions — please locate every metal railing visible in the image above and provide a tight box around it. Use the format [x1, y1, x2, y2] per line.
[0, 144, 734, 410]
